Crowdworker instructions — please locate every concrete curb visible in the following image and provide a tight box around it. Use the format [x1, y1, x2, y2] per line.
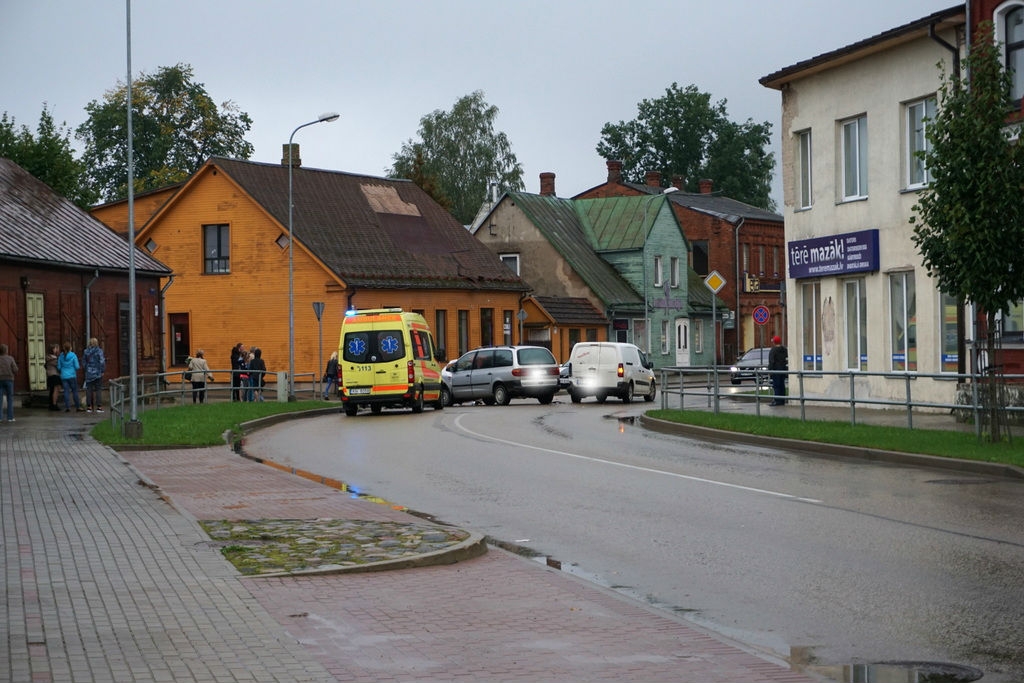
[639, 414, 1024, 480]
[252, 530, 488, 578]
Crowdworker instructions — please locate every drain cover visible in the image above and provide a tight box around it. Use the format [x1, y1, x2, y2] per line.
[870, 661, 982, 682]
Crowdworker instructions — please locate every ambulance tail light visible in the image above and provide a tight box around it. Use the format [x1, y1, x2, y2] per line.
[407, 360, 415, 384]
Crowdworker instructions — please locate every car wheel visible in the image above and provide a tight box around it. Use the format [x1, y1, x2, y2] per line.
[621, 382, 634, 403]
[569, 388, 582, 404]
[537, 392, 555, 405]
[730, 377, 741, 385]
[344, 403, 358, 417]
[440, 385, 452, 407]
[595, 392, 607, 403]
[411, 386, 424, 413]
[493, 383, 510, 406]
[644, 380, 657, 402]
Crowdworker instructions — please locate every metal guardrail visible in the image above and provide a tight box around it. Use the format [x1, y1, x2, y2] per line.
[657, 366, 1024, 438]
[107, 369, 321, 433]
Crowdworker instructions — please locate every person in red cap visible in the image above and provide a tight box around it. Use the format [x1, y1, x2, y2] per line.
[768, 334, 788, 405]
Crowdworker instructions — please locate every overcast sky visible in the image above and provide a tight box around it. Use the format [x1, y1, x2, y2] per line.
[3, 1, 954, 209]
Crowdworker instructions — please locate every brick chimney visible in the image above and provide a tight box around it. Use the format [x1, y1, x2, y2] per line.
[607, 159, 623, 183]
[672, 175, 686, 191]
[539, 172, 556, 196]
[645, 171, 662, 187]
[282, 143, 301, 168]
[699, 178, 713, 194]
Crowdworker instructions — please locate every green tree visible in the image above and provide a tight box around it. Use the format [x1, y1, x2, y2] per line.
[390, 91, 524, 224]
[596, 83, 775, 211]
[910, 21, 1024, 441]
[76, 63, 254, 202]
[0, 107, 99, 208]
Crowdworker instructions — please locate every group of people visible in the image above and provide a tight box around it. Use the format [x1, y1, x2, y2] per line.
[45, 339, 106, 414]
[185, 343, 268, 404]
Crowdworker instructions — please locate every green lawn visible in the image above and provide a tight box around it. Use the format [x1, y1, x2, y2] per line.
[647, 409, 1024, 468]
[91, 401, 329, 447]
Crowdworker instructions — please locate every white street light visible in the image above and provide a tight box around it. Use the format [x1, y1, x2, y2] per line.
[288, 112, 339, 400]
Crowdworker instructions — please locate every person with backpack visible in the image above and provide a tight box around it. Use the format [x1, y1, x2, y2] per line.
[83, 337, 106, 413]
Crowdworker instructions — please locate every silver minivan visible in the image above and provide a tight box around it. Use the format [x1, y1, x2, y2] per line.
[564, 342, 656, 403]
[441, 345, 560, 406]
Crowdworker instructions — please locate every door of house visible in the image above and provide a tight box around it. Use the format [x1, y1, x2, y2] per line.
[675, 317, 691, 366]
[169, 313, 191, 367]
[26, 292, 45, 390]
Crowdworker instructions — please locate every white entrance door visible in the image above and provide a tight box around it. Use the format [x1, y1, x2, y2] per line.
[675, 318, 690, 366]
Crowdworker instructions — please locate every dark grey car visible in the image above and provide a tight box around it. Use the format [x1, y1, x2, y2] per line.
[729, 347, 772, 385]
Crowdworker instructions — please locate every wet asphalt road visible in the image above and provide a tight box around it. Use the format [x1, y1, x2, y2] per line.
[243, 398, 1024, 682]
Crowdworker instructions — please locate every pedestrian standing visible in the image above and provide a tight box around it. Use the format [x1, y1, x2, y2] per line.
[0, 343, 18, 422]
[230, 342, 246, 401]
[768, 335, 788, 406]
[57, 341, 83, 412]
[248, 347, 267, 402]
[187, 350, 214, 404]
[83, 337, 106, 413]
[323, 351, 339, 400]
[45, 343, 61, 411]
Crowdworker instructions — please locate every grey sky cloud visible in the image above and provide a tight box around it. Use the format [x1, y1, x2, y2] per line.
[2, 1, 951, 207]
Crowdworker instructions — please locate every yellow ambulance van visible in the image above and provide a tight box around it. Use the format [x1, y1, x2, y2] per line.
[337, 308, 444, 416]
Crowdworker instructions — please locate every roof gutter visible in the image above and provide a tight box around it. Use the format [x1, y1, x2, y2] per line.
[85, 269, 99, 345]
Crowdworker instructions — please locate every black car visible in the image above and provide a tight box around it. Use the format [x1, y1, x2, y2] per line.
[730, 347, 772, 385]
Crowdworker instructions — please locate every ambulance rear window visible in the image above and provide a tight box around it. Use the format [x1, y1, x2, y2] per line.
[343, 330, 405, 363]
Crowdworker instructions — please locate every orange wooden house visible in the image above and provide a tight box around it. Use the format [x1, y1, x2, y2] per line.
[92, 150, 529, 383]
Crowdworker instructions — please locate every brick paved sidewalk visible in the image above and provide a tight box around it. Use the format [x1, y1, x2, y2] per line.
[3, 413, 821, 682]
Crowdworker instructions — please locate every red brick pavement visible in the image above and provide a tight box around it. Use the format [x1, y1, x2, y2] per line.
[123, 446, 821, 683]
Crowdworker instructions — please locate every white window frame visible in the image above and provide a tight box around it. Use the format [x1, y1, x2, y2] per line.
[841, 115, 868, 201]
[652, 255, 663, 287]
[906, 97, 936, 189]
[661, 319, 669, 354]
[797, 129, 813, 209]
[996, 1, 1024, 103]
[693, 318, 704, 354]
[669, 256, 680, 287]
[801, 281, 822, 371]
[889, 271, 917, 372]
[499, 253, 520, 275]
[844, 278, 867, 371]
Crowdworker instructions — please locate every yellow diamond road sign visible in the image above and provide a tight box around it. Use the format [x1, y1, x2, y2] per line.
[704, 270, 726, 294]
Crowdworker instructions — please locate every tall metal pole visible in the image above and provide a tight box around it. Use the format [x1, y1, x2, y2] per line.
[125, 0, 141, 438]
[287, 113, 339, 401]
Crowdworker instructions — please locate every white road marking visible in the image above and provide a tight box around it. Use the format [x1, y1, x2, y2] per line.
[453, 413, 823, 504]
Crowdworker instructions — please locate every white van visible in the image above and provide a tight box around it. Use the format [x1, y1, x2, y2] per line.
[564, 342, 656, 403]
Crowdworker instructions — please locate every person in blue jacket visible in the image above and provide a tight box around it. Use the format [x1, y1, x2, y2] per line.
[57, 341, 83, 412]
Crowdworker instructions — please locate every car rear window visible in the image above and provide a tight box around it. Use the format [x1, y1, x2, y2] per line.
[343, 329, 406, 363]
[517, 347, 556, 365]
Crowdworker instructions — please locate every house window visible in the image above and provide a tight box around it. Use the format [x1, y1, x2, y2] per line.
[889, 271, 917, 371]
[204, 224, 230, 274]
[670, 256, 680, 287]
[691, 240, 709, 275]
[652, 255, 663, 287]
[661, 319, 669, 354]
[907, 97, 937, 188]
[841, 115, 868, 200]
[844, 278, 867, 371]
[742, 243, 750, 273]
[1002, 5, 1024, 103]
[458, 309, 469, 356]
[503, 310, 514, 345]
[940, 293, 959, 373]
[801, 281, 822, 371]
[568, 328, 580, 351]
[797, 129, 813, 209]
[694, 318, 703, 354]
[499, 253, 520, 275]
[480, 308, 494, 347]
[586, 328, 598, 342]
[435, 309, 448, 359]
[757, 245, 765, 275]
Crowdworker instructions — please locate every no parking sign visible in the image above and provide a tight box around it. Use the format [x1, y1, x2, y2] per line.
[753, 305, 770, 326]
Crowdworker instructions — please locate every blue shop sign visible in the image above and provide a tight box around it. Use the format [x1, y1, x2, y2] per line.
[788, 229, 879, 279]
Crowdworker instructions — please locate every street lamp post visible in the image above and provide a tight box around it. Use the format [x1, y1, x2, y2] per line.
[288, 112, 339, 400]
